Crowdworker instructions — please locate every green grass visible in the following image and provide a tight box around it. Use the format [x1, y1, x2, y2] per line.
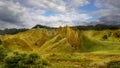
[90, 50, 120, 55]
[1, 27, 120, 68]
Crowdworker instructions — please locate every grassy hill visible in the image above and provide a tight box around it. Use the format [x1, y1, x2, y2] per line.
[1, 26, 120, 53]
[1, 26, 120, 68]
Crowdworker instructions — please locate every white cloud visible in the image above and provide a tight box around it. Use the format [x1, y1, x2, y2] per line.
[31, 11, 92, 27]
[68, 0, 89, 7]
[95, 0, 120, 15]
[0, 0, 91, 28]
[91, 0, 120, 25]
[95, 0, 120, 8]
[0, 0, 27, 25]
[17, 0, 66, 12]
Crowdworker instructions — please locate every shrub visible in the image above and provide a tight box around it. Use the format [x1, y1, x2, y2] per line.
[4, 52, 26, 68]
[114, 32, 120, 38]
[3, 52, 48, 68]
[0, 45, 7, 62]
[20, 53, 44, 68]
[102, 35, 108, 40]
[107, 60, 120, 68]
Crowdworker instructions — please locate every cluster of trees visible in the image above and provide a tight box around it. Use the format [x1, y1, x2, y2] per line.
[0, 24, 54, 35]
[32, 24, 55, 29]
[0, 28, 28, 35]
[0, 45, 48, 68]
[74, 24, 120, 30]
[32, 24, 120, 30]
[0, 24, 120, 35]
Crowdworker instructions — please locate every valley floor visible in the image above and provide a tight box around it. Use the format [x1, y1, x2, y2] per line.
[45, 52, 120, 68]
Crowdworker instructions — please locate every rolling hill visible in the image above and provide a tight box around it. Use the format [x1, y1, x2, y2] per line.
[1, 26, 120, 68]
[0, 26, 120, 54]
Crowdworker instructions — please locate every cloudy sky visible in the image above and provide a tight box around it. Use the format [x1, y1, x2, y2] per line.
[0, 0, 120, 28]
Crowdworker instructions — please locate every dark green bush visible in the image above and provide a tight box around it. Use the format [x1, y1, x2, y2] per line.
[19, 53, 44, 68]
[3, 52, 48, 68]
[4, 52, 26, 68]
[107, 60, 120, 68]
[114, 32, 120, 38]
[102, 35, 108, 40]
[0, 45, 7, 62]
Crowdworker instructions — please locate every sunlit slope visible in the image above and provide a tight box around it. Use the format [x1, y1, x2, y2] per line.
[39, 26, 81, 53]
[84, 30, 120, 42]
[56, 26, 81, 50]
[1, 29, 50, 51]
[0, 28, 69, 52]
[82, 30, 120, 52]
[0, 27, 81, 53]
[39, 34, 73, 53]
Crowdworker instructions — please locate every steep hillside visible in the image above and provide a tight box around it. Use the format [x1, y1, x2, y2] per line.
[56, 26, 81, 50]
[1, 27, 120, 54]
[0, 27, 80, 53]
[39, 34, 73, 53]
[1, 29, 51, 51]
